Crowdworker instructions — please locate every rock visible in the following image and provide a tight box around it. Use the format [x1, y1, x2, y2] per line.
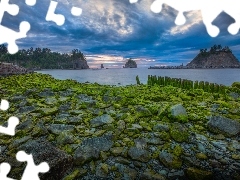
[128, 147, 150, 162]
[73, 135, 113, 165]
[135, 106, 152, 117]
[168, 170, 185, 180]
[185, 167, 213, 180]
[48, 124, 75, 135]
[140, 169, 166, 180]
[56, 132, 75, 145]
[207, 116, 240, 137]
[18, 106, 35, 114]
[147, 137, 165, 145]
[90, 114, 114, 127]
[196, 153, 208, 160]
[169, 104, 188, 122]
[111, 147, 124, 156]
[123, 59, 137, 68]
[159, 151, 182, 169]
[170, 123, 189, 142]
[134, 138, 147, 149]
[114, 157, 131, 165]
[186, 48, 240, 68]
[153, 124, 169, 132]
[211, 140, 227, 151]
[18, 139, 73, 180]
[96, 163, 109, 178]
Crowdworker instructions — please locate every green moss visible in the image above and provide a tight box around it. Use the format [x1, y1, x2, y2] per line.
[172, 144, 183, 157]
[170, 123, 189, 142]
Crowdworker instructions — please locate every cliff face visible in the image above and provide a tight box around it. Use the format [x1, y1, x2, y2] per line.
[73, 59, 89, 69]
[124, 59, 137, 68]
[187, 51, 240, 68]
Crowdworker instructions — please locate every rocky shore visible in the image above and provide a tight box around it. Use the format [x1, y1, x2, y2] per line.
[0, 62, 32, 76]
[0, 73, 240, 180]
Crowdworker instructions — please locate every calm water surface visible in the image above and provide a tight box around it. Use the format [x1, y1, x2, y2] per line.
[36, 68, 240, 86]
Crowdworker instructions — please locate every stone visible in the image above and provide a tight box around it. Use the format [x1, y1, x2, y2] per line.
[153, 124, 169, 132]
[159, 151, 182, 169]
[207, 116, 240, 137]
[186, 167, 213, 180]
[170, 123, 189, 142]
[169, 104, 188, 122]
[74, 135, 113, 165]
[48, 124, 75, 135]
[128, 147, 150, 162]
[18, 139, 73, 180]
[90, 114, 114, 127]
[140, 169, 166, 180]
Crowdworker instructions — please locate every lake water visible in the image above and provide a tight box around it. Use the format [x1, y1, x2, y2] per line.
[36, 68, 240, 86]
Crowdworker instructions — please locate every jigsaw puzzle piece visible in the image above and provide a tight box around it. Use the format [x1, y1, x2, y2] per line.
[201, 6, 221, 37]
[0, 163, 16, 180]
[129, 0, 138, 3]
[223, 0, 240, 35]
[46, 1, 65, 26]
[0, 116, 19, 136]
[25, 0, 37, 6]
[0, 21, 30, 54]
[71, 7, 82, 16]
[0, 0, 19, 22]
[16, 151, 49, 180]
[0, 99, 9, 111]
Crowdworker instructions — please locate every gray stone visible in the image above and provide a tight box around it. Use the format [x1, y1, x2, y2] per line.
[47, 124, 75, 135]
[153, 124, 169, 132]
[128, 147, 150, 162]
[74, 135, 113, 165]
[170, 104, 187, 117]
[90, 114, 114, 127]
[207, 116, 240, 137]
[159, 151, 182, 169]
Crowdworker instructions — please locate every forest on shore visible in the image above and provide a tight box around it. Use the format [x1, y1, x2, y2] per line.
[0, 44, 86, 69]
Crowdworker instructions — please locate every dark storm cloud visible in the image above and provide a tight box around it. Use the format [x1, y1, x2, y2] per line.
[2, 0, 240, 67]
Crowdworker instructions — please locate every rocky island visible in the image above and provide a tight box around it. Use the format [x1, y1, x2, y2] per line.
[123, 58, 137, 68]
[187, 45, 240, 68]
[1, 73, 240, 179]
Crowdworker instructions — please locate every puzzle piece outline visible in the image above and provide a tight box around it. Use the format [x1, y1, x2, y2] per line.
[131, 0, 240, 37]
[0, 0, 36, 54]
[0, 100, 19, 136]
[0, 151, 50, 180]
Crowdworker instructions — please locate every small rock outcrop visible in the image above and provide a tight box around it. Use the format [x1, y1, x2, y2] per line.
[123, 59, 137, 68]
[187, 45, 240, 68]
[0, 62, 30, 76]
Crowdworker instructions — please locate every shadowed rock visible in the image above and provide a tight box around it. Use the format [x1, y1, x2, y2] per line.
[207, 116, 240, 137]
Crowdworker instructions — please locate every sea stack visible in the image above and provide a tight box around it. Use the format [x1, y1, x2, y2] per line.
[124, 58, 137, 68]
[187, 45, 240, 68]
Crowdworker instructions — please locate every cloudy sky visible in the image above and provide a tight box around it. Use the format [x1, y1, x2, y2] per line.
[4, 0, 240, 68]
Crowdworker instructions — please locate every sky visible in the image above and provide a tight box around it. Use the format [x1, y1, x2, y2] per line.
[3, 0, 240, 68]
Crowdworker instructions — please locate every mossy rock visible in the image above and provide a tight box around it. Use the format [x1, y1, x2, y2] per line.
[159, 151, 182, 169]
[186, 167, 213, 180]
[169, 123, 189, 142]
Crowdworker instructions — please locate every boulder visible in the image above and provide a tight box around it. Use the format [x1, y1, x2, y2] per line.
[169, 104, 188, 122]
[128, 147, 150, 162]
[159, 151, 182, 169]
[90, 114, 114, 127]
[207, 116, 240, 137]
[73, 135, 113, 165]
